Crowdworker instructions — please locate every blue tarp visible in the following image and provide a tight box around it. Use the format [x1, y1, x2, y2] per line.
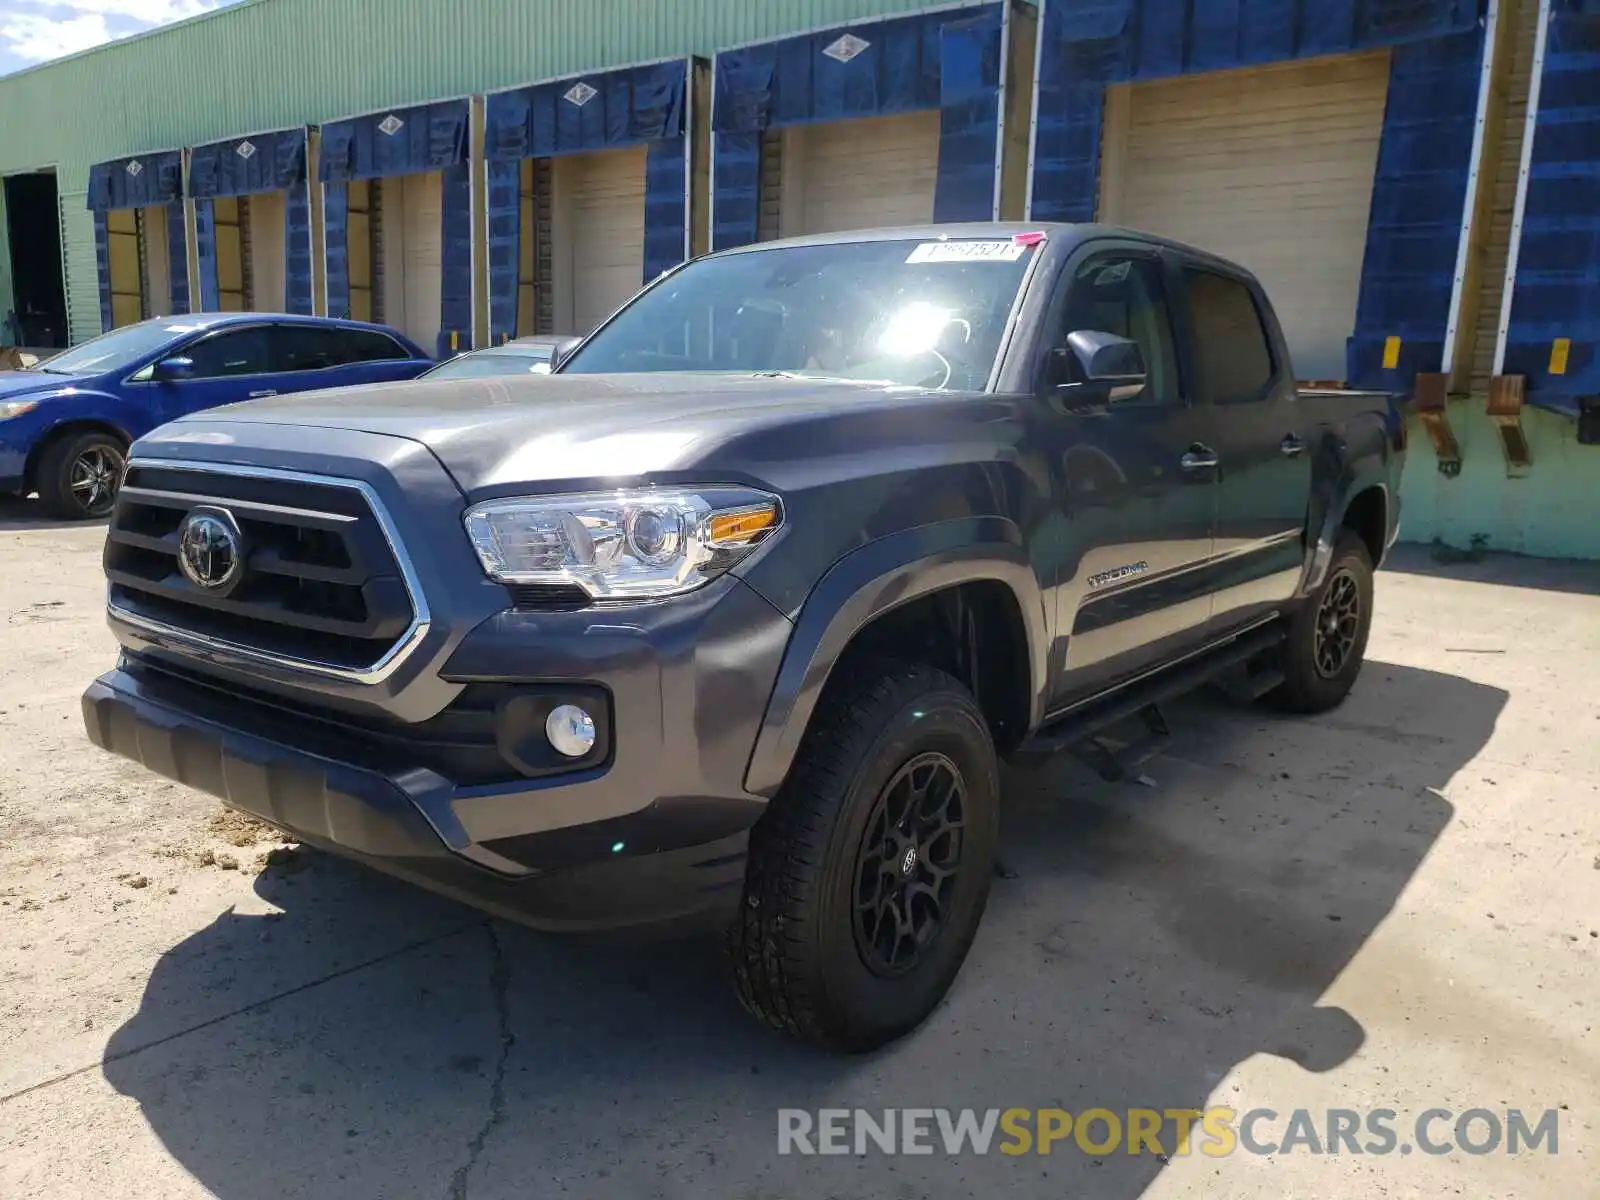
[190, 128, 313, 316]
[1348, 31, 1484, 391]
[1500, 4, 1600, 416]
[188, 128, 306, 199]
[1031, 0, 1488, 392]
[87, 149, 188, 329]
[710, 3, 1005, 250]
[484, 59, 691, 341]
[319, 99, 470, 183]
[87, 150, 182, 212]
[321, 98, 471, 349]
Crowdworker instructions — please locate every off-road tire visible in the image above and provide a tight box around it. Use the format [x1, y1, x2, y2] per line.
[36, 430, 126, 521]
[727, 660, 1000, 1053]
[1267, 530, 1374, 714]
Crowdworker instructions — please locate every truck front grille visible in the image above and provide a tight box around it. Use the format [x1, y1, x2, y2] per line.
[105, 462, 422, 678]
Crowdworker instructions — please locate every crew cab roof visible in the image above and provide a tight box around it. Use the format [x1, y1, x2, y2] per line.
[706, 220, 1259, 281]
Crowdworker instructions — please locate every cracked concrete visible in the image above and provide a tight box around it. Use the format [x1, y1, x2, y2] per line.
[446, 923, 515, 1200]
[1, 502, 1597, 1198]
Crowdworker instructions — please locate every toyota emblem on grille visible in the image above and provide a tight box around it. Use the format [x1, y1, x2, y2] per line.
[177, 507, 245, 594]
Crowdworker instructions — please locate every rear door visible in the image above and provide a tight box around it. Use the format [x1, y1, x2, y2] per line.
[1174, 262, 1312, 630]
[1041, 242, 1220, 707]
[270, 325, 425, 393]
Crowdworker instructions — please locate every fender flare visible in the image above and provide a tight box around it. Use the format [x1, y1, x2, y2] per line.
[742, 517, 1050, 798]
[1303, 470, 1391, 595]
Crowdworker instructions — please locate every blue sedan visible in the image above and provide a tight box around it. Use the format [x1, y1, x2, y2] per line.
[0, 313, 432, 519]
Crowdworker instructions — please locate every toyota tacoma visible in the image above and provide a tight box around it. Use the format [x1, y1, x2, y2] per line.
[82, 223, 1404, 1052]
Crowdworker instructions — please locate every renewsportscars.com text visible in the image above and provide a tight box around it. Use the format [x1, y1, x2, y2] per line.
[777, 1107, 1560, 1158]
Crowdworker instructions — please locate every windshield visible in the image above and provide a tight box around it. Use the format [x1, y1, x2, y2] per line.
[32, 319, 200, 375]
[421, 349, 554, 381]
[559, 237, 1038, 391]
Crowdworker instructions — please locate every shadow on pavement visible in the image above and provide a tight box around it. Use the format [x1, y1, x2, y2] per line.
[1381, 542, 1600, 597]
[0, 494, 107, 533]
[103, 661, 1502, 1199]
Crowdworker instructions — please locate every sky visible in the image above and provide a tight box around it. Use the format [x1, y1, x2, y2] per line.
[0, 0, 243, 76]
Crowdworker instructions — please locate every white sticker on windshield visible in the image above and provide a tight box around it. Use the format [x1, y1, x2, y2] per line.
[906, 240, 1027, 264]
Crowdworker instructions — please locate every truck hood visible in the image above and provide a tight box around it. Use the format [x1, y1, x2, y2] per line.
[163, 372, 954, 493]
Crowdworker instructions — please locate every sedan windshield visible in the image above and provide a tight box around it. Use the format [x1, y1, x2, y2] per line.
[559, 237, 1038, 391]
[421, 349, 555, 381]
[31, 319, 203, 376]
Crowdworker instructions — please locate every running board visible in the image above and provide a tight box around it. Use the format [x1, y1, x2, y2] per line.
[1014, 619, 1287, 761]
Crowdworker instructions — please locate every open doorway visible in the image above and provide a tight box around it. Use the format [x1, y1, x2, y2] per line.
[3, 169, 68, 350]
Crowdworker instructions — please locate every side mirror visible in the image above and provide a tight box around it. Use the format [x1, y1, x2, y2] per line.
[1048, 331, 1147, 404]
[153, 356, 194, 381]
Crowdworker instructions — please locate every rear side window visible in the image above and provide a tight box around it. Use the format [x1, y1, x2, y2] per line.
[274, 327, 347, 372]
[1184, 270, 1275, 403]
[339, 330, 409, 362]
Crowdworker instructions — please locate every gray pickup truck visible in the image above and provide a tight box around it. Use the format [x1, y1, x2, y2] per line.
[82, 223, 1404, 1053]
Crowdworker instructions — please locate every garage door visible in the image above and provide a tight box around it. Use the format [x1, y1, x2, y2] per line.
[381, 171, 442, 351]
[1101, 52, 1390, 382]
[567, 146, 647, 335]
[789, 110, 940, 235]
[247, 190, 287, 312]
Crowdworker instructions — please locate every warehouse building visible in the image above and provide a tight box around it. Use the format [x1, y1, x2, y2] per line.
[0, 0, 1592, 559]
[485, 56, 704, 341]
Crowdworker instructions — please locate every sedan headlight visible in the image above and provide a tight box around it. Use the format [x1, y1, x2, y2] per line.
[463, 486, 783, 600]
[0, 399, 39, 421]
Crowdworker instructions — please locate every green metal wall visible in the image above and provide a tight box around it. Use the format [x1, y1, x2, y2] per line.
[1400, 405, 1597, 560]
[0, 184, 12, 334]
[0, 0, 952, 342]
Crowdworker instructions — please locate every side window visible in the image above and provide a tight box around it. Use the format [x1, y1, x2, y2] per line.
[273, 327, 348, 373]
[339, 330, 408, 362]
[1055, 254, 1181, 404]
[1183, 270, 1276, 403]
[184, 328, 272, 379]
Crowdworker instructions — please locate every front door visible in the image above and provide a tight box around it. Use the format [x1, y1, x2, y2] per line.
[155, 324, 278, 423]
[1041, 245, 1219, 709]
[1175, 265, 1312, 630]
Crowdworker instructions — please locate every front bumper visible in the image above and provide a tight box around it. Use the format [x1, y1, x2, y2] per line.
[86, 567, 795, 931]
[83, 661, 760, 931]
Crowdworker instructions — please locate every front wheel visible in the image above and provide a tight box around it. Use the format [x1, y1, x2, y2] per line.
[36, 431, 126, 520]
[727, 660, 999, 1053]
[1266, 530, 1374, 713]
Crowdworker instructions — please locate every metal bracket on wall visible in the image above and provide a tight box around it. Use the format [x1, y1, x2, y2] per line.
[1578, 397, 1600, 446]
[1487, 375, 1532, 471]
[1412, 372, 1462, 477]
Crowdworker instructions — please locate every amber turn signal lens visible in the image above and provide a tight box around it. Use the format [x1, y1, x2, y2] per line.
[708, 505, 778, 546]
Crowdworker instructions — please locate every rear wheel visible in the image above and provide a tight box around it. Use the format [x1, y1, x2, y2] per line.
[36, 431, 126, 520]
[1267, 531, 1374, 713]
[727, 660, 999, 1053]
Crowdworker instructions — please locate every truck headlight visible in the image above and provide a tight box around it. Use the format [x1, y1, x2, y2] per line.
[463, 486, 782, 600]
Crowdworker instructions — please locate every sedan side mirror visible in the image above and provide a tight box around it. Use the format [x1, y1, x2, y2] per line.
[152, 356, 195, 382]
[1049, 330, 1147, 404]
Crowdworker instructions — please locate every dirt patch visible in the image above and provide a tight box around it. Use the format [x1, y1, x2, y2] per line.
[206, 809, 281, 847]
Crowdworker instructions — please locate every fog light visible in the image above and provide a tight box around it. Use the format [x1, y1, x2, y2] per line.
[546, 704, 596, 758]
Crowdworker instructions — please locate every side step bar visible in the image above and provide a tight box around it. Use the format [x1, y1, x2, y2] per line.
[1014, 618, 1287, 760]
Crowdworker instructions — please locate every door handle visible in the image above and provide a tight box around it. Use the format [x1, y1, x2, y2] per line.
[1280, 434, 1306, 457]
[1180, 445, 1219, 472]
[248, 389, 278, 398]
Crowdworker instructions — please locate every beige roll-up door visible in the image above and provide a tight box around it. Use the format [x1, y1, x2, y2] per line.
[782, 110, 941, 236]
[138, 205, 172, 318]
[247, 190, 287, 312]
[559, 145, 647, 336]
[1100, 52, 1390, 382]
[1470, 0, 1540, 395]
[381, 170, 442, 349]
